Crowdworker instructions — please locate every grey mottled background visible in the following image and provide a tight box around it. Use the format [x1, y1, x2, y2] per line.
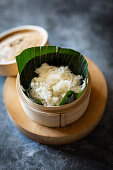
[0, 0, 113, 169]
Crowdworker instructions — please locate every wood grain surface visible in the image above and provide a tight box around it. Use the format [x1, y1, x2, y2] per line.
[3, 58, 107, 145]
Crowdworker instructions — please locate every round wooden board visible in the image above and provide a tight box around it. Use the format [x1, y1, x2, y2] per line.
[3, 58, 107, 145]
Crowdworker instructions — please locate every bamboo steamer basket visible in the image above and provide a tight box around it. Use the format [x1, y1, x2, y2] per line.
[0, 25, 48, 76]
[16, 73, 91, 127]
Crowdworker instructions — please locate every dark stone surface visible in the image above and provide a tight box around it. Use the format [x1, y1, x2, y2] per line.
[0, 0, 113, 169]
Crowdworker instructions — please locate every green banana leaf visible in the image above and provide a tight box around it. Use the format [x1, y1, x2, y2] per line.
[59, 90, 77, 106]
[16, 46, 88, 106]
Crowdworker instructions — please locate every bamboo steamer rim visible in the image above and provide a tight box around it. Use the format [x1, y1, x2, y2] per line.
[16, 72, 91, 113]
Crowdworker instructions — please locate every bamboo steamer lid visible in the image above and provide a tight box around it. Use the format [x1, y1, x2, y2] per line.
[0, 25, 48, 76]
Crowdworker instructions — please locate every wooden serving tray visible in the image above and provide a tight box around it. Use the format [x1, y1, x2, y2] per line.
[3, 58, 107, 145]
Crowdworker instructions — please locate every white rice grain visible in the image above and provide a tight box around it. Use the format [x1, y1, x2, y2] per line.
[30, 63, 84, 106]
